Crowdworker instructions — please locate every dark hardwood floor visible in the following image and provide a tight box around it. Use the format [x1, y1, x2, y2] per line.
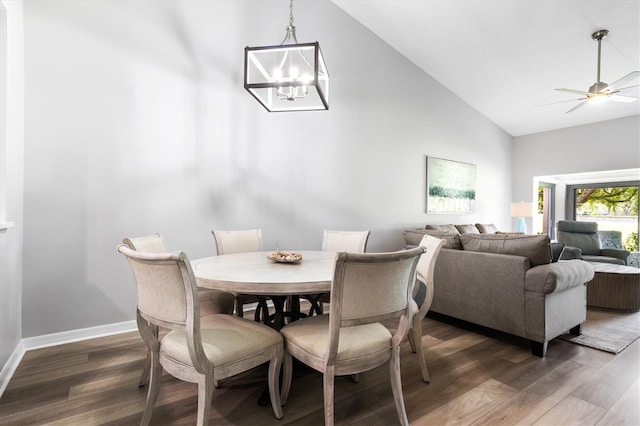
[1, 310, 639, 425]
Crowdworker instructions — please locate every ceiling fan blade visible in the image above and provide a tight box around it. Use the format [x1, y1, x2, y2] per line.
[556, 88, 590, 96]
[615, 84, 640, 92]
[536, 98, 587, 107]
[608, 71, 640, 91]
[609, 94, 637, 103]
[566, 101, 588, 113]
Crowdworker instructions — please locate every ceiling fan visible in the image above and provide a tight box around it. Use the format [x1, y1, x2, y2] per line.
[555, 29, 639, 113]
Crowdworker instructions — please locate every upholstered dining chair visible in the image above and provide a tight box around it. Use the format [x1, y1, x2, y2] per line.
[280, 247, 425, 426]
[409, 234, 446, 383]
[302, 229, 370, 316]
[122, 234, 235, 387]
[211, 229, 268, 321]
[118, 245, 284, 426]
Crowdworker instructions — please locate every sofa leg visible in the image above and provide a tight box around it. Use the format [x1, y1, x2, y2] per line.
[570, 324, 582, 336]
[531, 341, 548, 357]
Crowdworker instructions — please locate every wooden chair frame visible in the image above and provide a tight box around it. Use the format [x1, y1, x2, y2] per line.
[118, 245, 283, 425]
[281, 247, 425, 426]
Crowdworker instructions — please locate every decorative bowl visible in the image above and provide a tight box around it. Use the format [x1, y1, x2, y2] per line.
[267, 251, 303, 263]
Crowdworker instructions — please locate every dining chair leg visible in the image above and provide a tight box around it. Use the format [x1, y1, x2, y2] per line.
[235, 298, 244, 318]
[407, 330, 417, 353]
[138, 350, 151, 387]
[268, 352, 284, 419]
[141, 351, 162, 426]
[323, 368, 336, 426]
[281, 352, 293, 405]
[196, 373, 214, 426]
[389, 347, 409, 426]
[138, 324, 158, 387]
[412, 319, 430, 382]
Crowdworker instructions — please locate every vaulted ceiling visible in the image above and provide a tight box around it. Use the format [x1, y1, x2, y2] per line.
[333, 0, 640, 136]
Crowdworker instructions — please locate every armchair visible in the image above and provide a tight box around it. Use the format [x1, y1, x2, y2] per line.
[557, 220, 630, 265]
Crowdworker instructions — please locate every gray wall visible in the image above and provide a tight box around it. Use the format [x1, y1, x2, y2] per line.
[0, 0, 24, 376]
[512, 115, 640, 231]
[20, 0, 512, 338]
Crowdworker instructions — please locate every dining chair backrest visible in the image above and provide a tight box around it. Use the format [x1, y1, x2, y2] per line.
[329, 247, 424, 328]
[118, 245, 198, 328]
[322, 229, 370, 253]
[212, 229, 263, 255]
[122, 233, 168, 253]
[414, 234, 446, 310]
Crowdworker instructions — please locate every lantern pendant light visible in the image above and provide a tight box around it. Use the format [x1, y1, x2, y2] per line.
[244, 0, 329, 112]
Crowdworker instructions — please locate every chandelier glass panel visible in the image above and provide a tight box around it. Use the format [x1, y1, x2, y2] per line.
[244, 0, 329, 112]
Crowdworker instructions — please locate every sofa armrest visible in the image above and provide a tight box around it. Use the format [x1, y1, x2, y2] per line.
[559, 246, 582, 260]
[600, 248, 631, 263]
[525, 260, 595, 294]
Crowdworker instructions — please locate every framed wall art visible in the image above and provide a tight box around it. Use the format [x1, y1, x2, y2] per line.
[426, 156, 476, 214]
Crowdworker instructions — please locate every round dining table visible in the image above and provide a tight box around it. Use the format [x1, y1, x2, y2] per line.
[192, 250, 336, 329]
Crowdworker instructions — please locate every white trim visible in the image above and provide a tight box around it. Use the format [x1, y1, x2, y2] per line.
[22, 320, 137, 351]
[0, 340, 25, 398]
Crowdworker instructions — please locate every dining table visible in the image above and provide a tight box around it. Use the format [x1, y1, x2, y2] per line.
[191, 250, 336, 330]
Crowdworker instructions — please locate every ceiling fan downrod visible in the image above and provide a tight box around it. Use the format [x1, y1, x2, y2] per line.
[590, 29, 609, 93]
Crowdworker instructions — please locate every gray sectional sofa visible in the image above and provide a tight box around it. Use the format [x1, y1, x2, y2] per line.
[404, 226, 595, 357]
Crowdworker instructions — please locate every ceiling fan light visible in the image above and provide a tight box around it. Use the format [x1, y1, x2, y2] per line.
[589, 95, 608, 104]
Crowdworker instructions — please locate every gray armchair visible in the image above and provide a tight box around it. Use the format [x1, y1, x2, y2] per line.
[557, 220, 630, 265]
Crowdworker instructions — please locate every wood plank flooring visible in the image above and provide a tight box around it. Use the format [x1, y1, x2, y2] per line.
[1, 310, 639, 425]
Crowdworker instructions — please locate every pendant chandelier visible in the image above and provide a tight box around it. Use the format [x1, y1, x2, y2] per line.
[244, 0, 329, 112]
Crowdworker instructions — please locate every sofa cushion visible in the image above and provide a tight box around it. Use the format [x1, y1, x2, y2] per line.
[455, 224, 480, 234]
[460, 234, 552, 266]
[476, 223, 499, 234]
[426, 224, 459, 234]
[404, 229, 462, 250]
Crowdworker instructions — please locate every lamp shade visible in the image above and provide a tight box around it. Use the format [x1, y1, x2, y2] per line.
[510, 202, 534, 218]
[244, 42, 329, 112]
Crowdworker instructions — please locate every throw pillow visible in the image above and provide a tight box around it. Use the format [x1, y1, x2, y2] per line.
[403, 229, 462, 249]
[476, 223, 499, 234]
[455, 224, 480, 234]
[403, 229, 429, 247]
[426, 224, 459, 234]
[424, 230, 462, 249]
[459, 234, 552, 266]
[599, 231, 624, 249]
[550, 242, 566, 263]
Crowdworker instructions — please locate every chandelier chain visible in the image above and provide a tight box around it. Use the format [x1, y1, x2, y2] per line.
[289, 0, 294, 28]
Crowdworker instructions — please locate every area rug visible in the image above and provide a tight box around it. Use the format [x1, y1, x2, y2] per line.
[558, 309, 640, 354]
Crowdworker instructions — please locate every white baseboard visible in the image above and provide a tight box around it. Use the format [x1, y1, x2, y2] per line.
[22, 320, 137, 351]
[0, 320, 137, 398]
[0, 340, 25, 398]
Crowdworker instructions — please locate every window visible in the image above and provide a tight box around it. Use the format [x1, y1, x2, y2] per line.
[566, 182, 639, 251]
[537, 182, 556, 239]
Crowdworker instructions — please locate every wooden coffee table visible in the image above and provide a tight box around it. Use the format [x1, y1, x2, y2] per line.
[587, 262, 640, 312]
